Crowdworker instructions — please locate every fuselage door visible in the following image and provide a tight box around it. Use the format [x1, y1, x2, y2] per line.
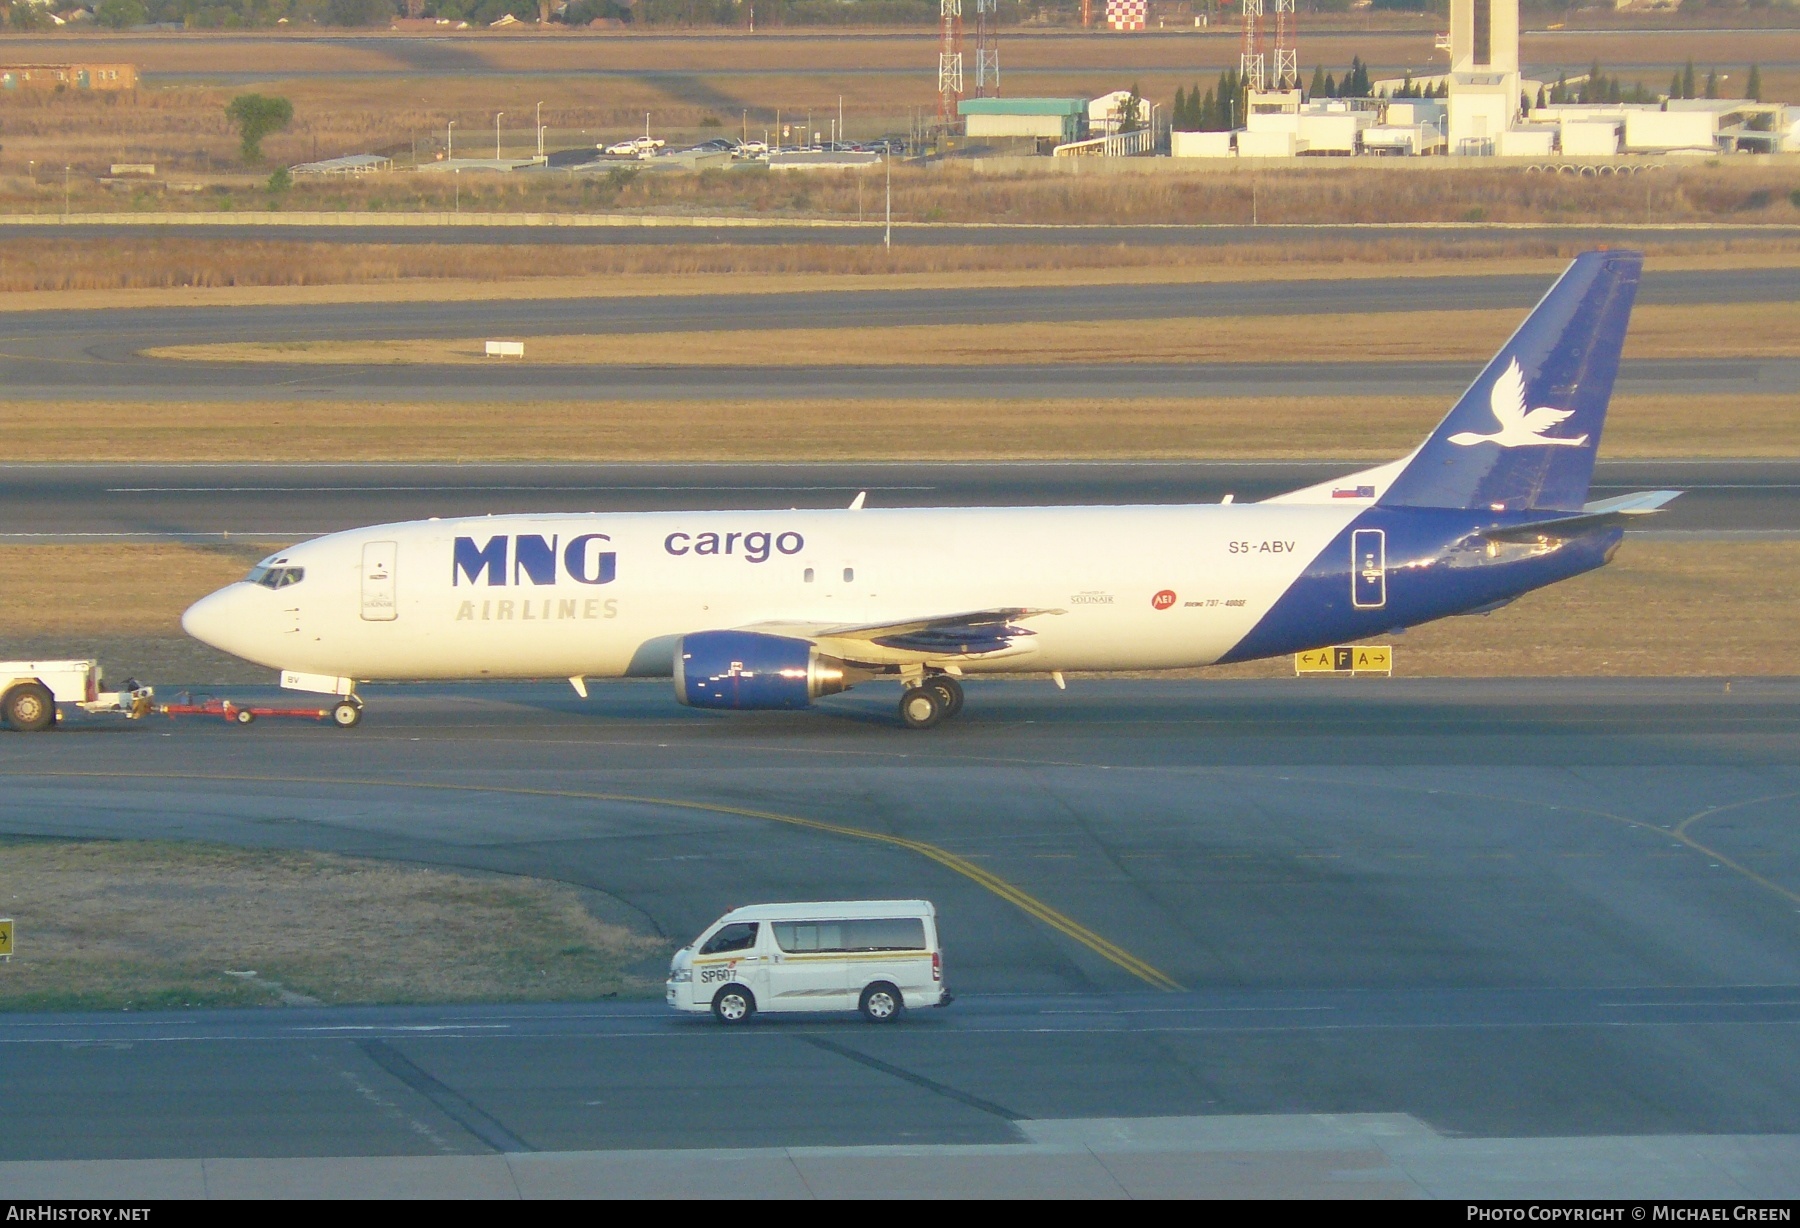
[1351, 528, 1386, 609]
[361, 541, 398, 622]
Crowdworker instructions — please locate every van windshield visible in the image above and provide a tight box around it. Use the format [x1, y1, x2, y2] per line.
[698, 922, 759, 955]
[772, 918, 926, 953]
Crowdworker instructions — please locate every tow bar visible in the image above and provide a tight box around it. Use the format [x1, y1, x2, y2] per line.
[158, 692, 361, 729]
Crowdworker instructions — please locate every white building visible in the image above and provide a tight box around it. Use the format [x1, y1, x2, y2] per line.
[1445, 0, 1521, 155]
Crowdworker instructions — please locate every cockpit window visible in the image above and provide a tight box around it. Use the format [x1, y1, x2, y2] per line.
[246, 565, 305, 589]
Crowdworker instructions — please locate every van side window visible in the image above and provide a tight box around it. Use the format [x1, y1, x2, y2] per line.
[773, 918, 926, 953]
[699, 922, 759, 955]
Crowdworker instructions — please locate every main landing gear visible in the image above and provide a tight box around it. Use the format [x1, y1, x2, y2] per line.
[898, 674, 964, 730]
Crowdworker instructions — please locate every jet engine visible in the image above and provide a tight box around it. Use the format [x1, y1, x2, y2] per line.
[674, 630, 853, 710]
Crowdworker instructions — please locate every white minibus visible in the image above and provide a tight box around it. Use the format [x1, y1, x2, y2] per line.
[666, 900, 950, 1023]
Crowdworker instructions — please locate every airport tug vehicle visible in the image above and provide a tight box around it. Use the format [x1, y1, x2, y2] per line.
[0, 660, 153, 732]
[0, 660, 358, 733]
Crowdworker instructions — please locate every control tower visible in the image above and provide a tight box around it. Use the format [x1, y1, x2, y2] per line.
[1446, 0, 1521, 154]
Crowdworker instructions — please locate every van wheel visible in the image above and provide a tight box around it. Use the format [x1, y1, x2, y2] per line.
[3, 683, 55, 733]
[712, 984, 756, 1024]
[859, 982, 902, 1023]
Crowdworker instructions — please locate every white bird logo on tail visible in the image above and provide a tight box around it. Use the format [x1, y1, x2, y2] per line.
[1448, 359, 1589, 449]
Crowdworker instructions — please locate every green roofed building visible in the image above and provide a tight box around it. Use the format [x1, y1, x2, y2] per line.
[958, 98, 1089, 144]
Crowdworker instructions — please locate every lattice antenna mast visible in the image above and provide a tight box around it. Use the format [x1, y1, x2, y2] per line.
[1239, 0, 1266, 92]
[974, 0, 999, 98]
[938, 0, 965, 126]
[1271, 0, 1297, 90]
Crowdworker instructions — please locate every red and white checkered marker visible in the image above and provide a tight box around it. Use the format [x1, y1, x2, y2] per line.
[1105, 0, 1146, 30]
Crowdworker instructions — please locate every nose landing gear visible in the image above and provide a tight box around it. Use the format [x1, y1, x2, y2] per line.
[898, 674, 964, 730]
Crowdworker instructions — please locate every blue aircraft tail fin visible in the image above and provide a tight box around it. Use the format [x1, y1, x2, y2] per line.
[1379, 250, 1642, 513]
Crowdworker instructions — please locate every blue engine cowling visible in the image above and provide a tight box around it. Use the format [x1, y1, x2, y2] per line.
[674, 630, 852, 710]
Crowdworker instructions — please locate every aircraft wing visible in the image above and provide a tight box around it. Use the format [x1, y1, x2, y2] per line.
[737, 607, 1063, 666]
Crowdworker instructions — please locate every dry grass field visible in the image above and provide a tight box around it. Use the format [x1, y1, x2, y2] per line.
[1206, 540, 1800, 680]
[1, 540, 1794, 684]
[0, 392, 1789, 463]
[0, 543, 261, 636]
[9, 159, 1800, 226]
[0, 838, 667, 1011]
[152, 302, 1800, 367]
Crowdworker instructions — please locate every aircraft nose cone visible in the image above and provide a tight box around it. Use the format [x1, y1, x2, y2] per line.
[182, 584, 258, 659]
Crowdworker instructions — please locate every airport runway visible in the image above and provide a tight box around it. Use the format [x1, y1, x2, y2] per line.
[0, 267, 1793, 401]
[1, 460, 1794, 540]
[7, 356, 1792, 402]
[1, 677, 1798, 1179]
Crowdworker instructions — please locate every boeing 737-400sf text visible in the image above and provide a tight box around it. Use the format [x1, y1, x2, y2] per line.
[183, 251, 1679, 730]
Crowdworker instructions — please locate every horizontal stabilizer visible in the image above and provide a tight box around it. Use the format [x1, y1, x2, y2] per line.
[1580, 489, 1684, 517]
[1476, 490, 1681, 544]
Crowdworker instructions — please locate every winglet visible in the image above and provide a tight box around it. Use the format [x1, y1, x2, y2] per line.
[1379, 250, 1643, 514]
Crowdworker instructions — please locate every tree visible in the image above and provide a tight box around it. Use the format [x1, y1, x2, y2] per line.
[1747, 64, 1762, 102]
[225, 94, 294, 163]
[95, 0, 147, 28]
[326, 0, 391, 24]
[1307, 64, 1325, 101]
[1681, 59, 1696, 101]
[1118, 83, 1144, 134]
[1535, 84, 1547, 110]
[1668, 71, 1682, 101]
[4, 2, 46, 29]
[1704, 68, 1718, 100]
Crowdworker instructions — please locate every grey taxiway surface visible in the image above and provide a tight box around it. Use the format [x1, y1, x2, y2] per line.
[0, 266, 1793, 401]
[2, 677, 1799, 1195]
[2, 460, 1795, 542]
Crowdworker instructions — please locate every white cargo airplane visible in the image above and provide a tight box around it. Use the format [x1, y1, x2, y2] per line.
[184, 251, 1677, 730]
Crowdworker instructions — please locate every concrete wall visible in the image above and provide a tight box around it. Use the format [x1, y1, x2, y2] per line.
[1497, 127, 1555, 157]
[1622, 109, 1716, 152]
[966, 113, 1070, 140]
[1237, 130, 1297, 158]
[1561, 121, 1621, 155]
[1171, 131, 1234, 158]
[1298, 114, 1359, 153]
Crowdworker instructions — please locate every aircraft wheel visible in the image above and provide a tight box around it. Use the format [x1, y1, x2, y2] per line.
[2, 683, 55, 733]
[331, 701, 363, 730]
[899, 686, 943, 730]
[926, 676, 964, 718]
